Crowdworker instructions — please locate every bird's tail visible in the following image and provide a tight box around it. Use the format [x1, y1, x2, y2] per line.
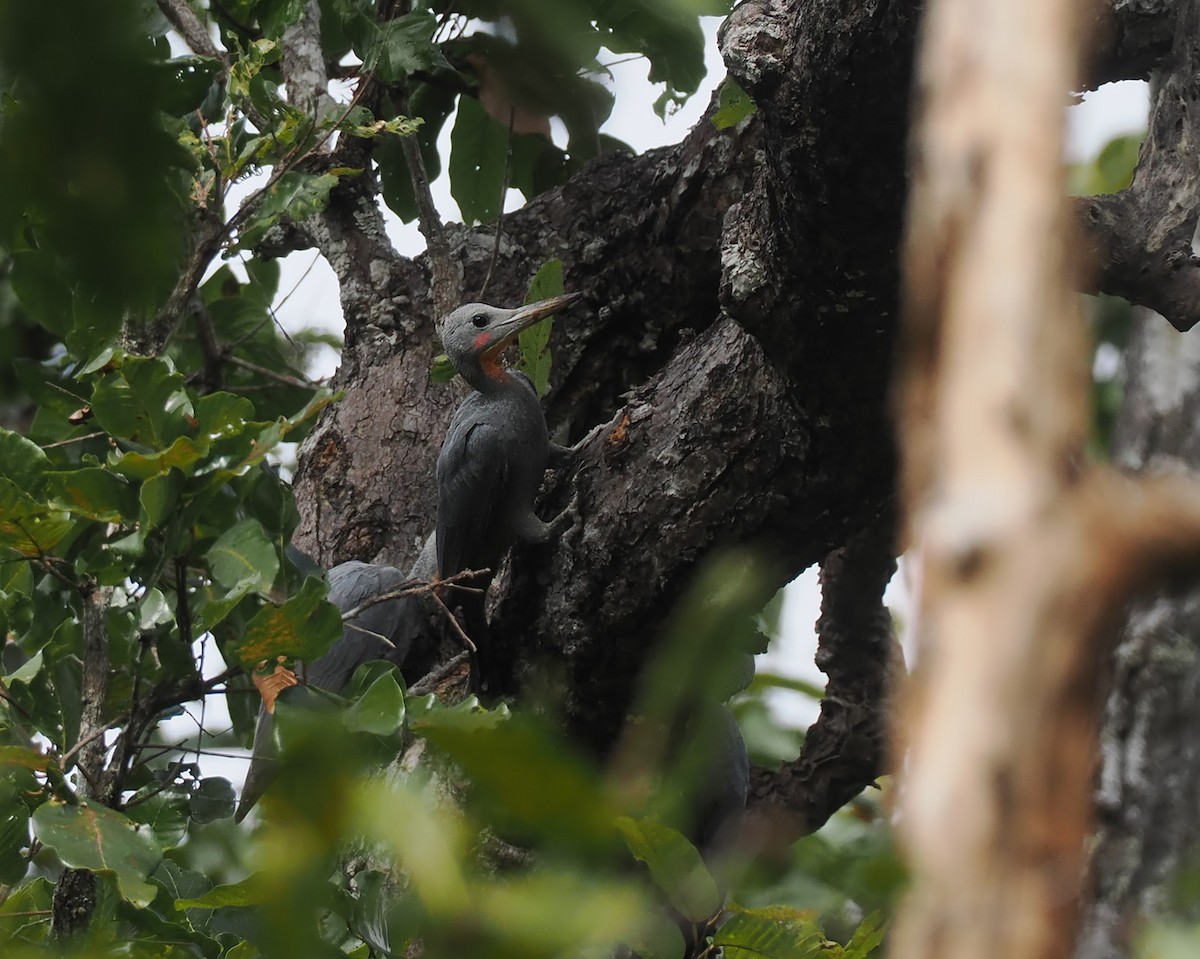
[457, 589, 495, 693]
[234, 706, 276, 823]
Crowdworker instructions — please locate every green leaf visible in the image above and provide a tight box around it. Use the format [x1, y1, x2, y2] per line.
[344, 670, 406, 735]
[90, 356, 191, 450]
[236, 574, 341, 667]
[190, 776, 237, 823]
[844, 912, 887, 958]
[448, 95, 508, 225]
[367, 10, 445, 82]
[47, 467, 136, 522]
[258, 0, 306, 37]
[712, 77, 756, 130]
[517, 258, 565, 396]
[0, 428, 53, 494]
[176, 874, 266, 910]
[205, 517, 280, 599]
[0, 477, 72, 555]
[111, 435, 207, 480]
[139, 469, 184, 529]
[124, 790, 190, 851]
[0, 802, 30, 885]
[431, 352, 457, 384]
[32, 801, 163, 907]
[714, 906, 826, 959]
[422, 714, 619, 852]
[617, 816, 721, 922]
[0, 875, 53, 943]
[8, 249, 75, 336]
[238, 171, 341, 249]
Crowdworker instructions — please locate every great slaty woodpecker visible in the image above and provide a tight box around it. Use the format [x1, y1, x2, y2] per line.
[435, 293, 583, 692]
[234, 560, 418, 822]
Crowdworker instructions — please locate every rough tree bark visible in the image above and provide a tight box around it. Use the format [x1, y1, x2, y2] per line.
[1076, 313, 1200, 959]
[291, 0, 921, 786]
[274, 0, 1200, 847]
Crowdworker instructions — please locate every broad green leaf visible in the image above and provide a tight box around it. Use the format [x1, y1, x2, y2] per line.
[4, 650, 43, 685]
[0, 802, 30, 884]
[32, 801, 163, 907]
[193, 391, 258, 441]
[714, 906, 826, 959]
[139, 469, 184, 528]
[90, 356, 191, 450]
[258, 0, 306, 37]
[0, 744, 52, 771]
[448, 95, 508, 225]
[0, 477, 72, 554]
[236, 575, 341, 667]
[176, 874, 266, 910]
[845, 912, 887, 958]
[0, 428, 53, 494]
[138, 587, 173, 630]
[0, 875, 53, 943]
[205, 517, 280, 598]
[111, 434, 207, 479]
[367, 10, 445, 82]
[471, 871, 650, 957]
[237, 388, 337, 469]
[617, 816, 720, 922]
[125, 790, 190, 851]
[8, 249, 75, 336]
[518, 258, 566, 396]
[422, 715, 619, 851]
[190, 776, 237, 823]
[351, 781, 471, 916]
[47, 467, 136, 522]
[344, 670, 406, 735]
[431, 352, 456, 383]
[712, 77, 756, 130]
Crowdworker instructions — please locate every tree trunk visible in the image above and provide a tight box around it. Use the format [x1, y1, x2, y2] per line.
[1076, 309, 1200, 959]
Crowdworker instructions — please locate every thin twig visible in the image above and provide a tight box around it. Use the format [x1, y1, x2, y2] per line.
[157, 0, 224, 61]
[428, 589, 477, 655]
[336, 567, 490, 622]
[41, 431, 106, 450]
[60, 714, 128, 768]
[224, 354, 318, 390]
[274, 251, 323, 312]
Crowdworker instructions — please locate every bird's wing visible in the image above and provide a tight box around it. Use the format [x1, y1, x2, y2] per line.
[307, 562, 411, 691]
[436, 416, 509, 579]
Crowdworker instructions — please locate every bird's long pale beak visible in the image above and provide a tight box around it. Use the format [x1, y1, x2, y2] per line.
[483, 292, 583, 357]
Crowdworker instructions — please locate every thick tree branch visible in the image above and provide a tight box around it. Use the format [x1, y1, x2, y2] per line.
[745, 510, 901, 841]
[1079, 0, 1200, 331]
[491, 317, 827, 748]
[157, 0, 223, 61]
[280, 0, 332, 117]
[1087, 0, 1177, 84]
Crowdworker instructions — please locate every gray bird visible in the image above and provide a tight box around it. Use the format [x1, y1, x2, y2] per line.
[234, 560, 417, 822]
[436, 293, 582, 691]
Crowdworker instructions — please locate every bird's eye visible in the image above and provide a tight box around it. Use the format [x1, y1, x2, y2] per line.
[471, 313, 488, 328]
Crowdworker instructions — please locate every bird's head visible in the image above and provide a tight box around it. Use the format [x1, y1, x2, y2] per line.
[439, 293, 582, 383]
